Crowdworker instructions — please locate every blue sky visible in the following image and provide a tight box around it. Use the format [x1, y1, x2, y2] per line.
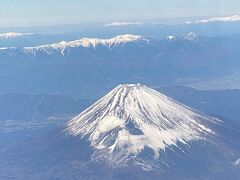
[0, 0, 240, 27]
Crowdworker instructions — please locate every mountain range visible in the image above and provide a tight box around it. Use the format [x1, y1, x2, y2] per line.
[1, 34, 240, 98]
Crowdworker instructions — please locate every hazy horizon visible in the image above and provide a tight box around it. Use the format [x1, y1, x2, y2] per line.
[1, 0, 240, 28]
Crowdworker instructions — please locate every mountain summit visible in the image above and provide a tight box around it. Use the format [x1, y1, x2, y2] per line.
[67, 84, 217, 170]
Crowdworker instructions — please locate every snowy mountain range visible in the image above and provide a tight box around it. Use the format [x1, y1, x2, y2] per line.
[0, 33, 200, 56]
[23, 34, 149, 55]
[0, 33, 240, 98]
[0, 34, 150, 56]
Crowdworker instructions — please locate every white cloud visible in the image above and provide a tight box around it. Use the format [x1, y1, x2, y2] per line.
[105, 21, 142, 27]
[186, 15, 240, 24]
[0, 32, 35, 39]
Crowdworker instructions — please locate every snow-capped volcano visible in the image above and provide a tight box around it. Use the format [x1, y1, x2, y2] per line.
[67, 84, 217, 169]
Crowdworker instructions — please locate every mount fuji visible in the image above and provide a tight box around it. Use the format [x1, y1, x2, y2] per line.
[64, 84, 239, 178]
[67, 84, 217, 170]
[1, 84, 240, 179]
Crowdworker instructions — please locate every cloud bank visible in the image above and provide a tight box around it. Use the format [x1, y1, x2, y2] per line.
[105, 21, 142, 27]
[0, 32, 35, 39]
[186, 15, 240, 24]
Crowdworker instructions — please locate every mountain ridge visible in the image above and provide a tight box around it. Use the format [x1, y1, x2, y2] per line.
[0, 33, 201, 56]
[23, 34, 149, 55]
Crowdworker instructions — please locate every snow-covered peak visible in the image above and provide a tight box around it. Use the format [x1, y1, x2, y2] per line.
[105, 21, 142, 27]
[164, 33, 197, 41]
[186, 15, 240, 24]
[184, 32, 198, 40]
[24, 34, 148, 55]
[0, 32, 34, 39]
[166, 35, 176, 41]
[234, 158, 240, 166]
[67, 84, 216, 169]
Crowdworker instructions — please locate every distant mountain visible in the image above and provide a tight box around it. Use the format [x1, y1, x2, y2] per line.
[2, 84, 239, 179]
[1, 18, 240, 47]
[0, 34, 149, 56]
[105, 21, 143, 27]
[23, 34, 149, 56]
[187, 15, 240, 24]
[1, 34, 240, 98]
